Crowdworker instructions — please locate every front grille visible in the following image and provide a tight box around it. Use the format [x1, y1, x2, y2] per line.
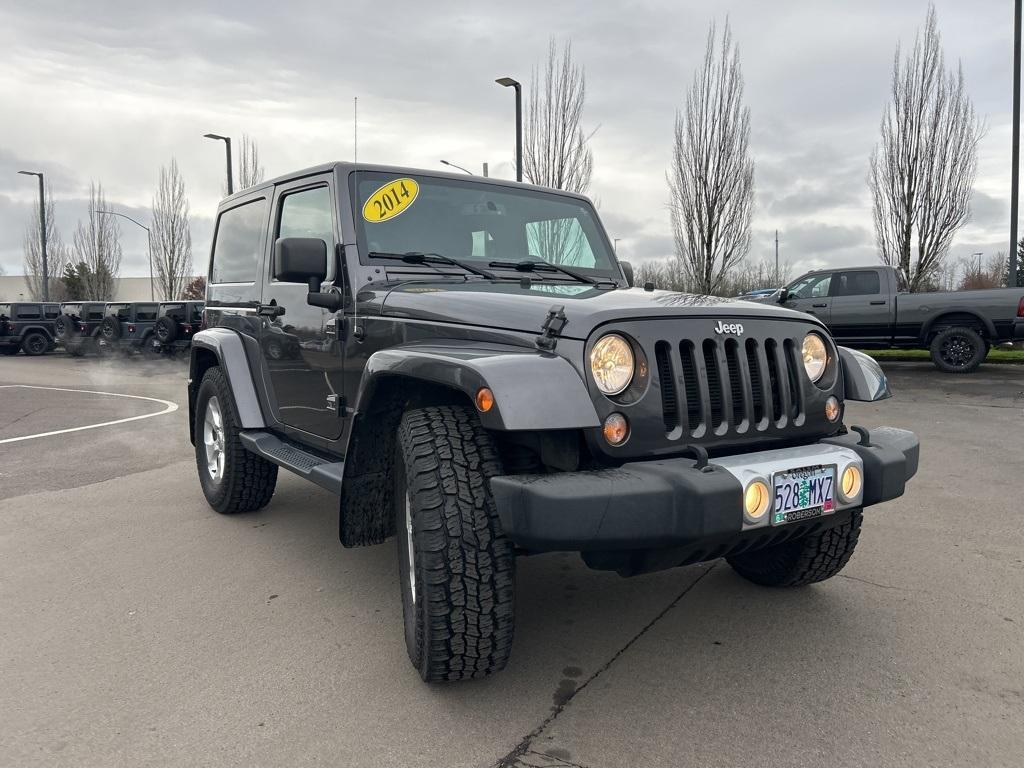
[655, 333, 805, 438]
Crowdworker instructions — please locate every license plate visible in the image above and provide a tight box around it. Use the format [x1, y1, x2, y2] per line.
[772, 465, 836, 525]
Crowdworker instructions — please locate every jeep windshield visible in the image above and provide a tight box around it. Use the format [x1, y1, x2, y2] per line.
[353, 172, 620, 281]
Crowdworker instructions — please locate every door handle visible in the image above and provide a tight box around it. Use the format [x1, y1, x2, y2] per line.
[870, 300, 886, 305]
[258, 304, 286, 318]
[812, 303, 827, 308]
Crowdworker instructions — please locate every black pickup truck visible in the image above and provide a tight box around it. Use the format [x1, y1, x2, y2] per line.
[772, 265, 1024, 372]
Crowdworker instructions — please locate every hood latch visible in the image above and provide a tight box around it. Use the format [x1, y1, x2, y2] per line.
[535, 305, 567, 352]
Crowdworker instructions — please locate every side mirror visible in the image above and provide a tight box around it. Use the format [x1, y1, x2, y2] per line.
[274, 237, 327, 291]
[619, 260, 634, 288]
[778, 288, 790, 303]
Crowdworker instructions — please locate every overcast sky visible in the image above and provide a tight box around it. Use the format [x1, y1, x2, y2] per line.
[0, 0, 1017, 283]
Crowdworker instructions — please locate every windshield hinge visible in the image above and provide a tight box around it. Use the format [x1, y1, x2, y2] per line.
[535, 305, 568, 352]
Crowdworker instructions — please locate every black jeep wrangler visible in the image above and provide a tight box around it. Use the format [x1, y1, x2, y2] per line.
[56, 301, 107, 356]
[187, 163, 920, 682]
[0, 301, 60, 356]
[97, 302, 160, 356]
[148, 301, 205, 356]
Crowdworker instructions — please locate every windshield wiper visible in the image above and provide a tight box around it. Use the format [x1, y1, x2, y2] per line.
[368, 251, 496, 280]
[488, 259, 602, 286]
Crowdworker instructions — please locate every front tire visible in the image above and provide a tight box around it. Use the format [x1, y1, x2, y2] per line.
[22, 332, 49, 356]
[194, 366, 278, 514]
[930, 326, 986, 373]
[726, 510, 862, 587]
[395, 405, 516, 682]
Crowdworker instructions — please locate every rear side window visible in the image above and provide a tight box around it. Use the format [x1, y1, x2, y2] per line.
[62, 304, 82, 317]
[87, 308, 105, 321]
[16, 305, 42, 319]
[836, 271, 881, 296]
[135, 304, 158, 321]
[211, 198, 268, 284]
[108, 304, 130, 319]
[44, 305, 60, 319]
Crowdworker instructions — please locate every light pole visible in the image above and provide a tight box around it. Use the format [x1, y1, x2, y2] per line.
[495, 77, 522, 182]
[972, 251, 984, 282]
[440, 159, 473, 175]
[18, 171, 48, 301]
[97, 210, 154, 300]
[203, 133, 233, 195]
[1010, 0, 1021, 286]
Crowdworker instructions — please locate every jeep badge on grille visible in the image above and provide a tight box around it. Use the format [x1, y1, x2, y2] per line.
[714, 321, 744, 336]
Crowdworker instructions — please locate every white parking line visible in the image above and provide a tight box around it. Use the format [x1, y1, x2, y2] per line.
[0, 385, 179, 445]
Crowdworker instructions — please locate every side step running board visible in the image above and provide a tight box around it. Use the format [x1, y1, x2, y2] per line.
[239, 430, 344, 494]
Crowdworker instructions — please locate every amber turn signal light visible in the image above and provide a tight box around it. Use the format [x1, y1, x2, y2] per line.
[602, 413, 629, 445]
[475, 388, 495, 413]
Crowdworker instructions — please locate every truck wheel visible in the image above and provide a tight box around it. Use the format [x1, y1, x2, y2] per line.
[22, 332, 49, 356]
[395, 405, 516, 682]
[726, 510, 862, 587]
[194, 366, 278, 514]
[930, 326, 986, 373]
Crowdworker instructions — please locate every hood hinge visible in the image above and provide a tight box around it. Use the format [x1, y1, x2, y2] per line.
[535, 305, 568, 351]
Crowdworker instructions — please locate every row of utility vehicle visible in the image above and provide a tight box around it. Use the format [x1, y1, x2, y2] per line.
[0, 300, 205, 357]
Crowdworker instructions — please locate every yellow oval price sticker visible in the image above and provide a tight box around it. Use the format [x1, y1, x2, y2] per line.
[362, 178, 419, 223]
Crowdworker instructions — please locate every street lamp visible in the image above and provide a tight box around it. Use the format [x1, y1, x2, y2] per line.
[972, 251, 984, 280]
[18, 170, 48, 301]
[203, 133, 233, 195]
[1010, 0, 1021, 286]
[440, 159, 473, 175]
[495, 77, 523, 182]
[97, 210, 154, 301]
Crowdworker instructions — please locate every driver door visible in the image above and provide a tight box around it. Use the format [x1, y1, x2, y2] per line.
[259, 176, 346, 442]
[783, 272, 833, 323]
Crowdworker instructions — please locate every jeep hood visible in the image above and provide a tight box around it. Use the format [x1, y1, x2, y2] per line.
[378, 280, 818, 340]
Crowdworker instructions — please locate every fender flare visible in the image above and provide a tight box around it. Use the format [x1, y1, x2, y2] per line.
[189, 328, 266, 430]
[920, 311, 995, 342]
[355, 343, 601, 431]
[19, 324, 55, 342]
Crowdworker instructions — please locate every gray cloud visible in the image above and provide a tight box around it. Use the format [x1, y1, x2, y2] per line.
[0, 0, 1016, 279]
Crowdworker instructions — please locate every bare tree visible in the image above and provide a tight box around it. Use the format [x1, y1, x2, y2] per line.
[151, 158, 193, 299]
[72, 182, 122, 301]
[183, 275, 206, 300]
[520, 40, 595, 266]
[22, 184, 71, 300]
[668, 19, 755, 295]
[869, 4, 983, 292]
[236, 134, 265, 190]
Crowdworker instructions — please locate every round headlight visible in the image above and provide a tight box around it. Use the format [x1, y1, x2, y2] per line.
[801, 333, 828, 383]
[590, 334, 635, 395]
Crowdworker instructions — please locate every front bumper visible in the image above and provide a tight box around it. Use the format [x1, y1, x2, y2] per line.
[489, 426, 918, 555]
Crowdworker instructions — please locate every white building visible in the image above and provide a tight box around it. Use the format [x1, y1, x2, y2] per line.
[0, 275, 200, 303]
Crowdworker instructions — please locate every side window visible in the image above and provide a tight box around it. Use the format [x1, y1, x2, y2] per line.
[211, 198, 268, 284]
[87, 308, 105, 321]
[135, 304, 158, 321]
[836, 271, 881, 297]
[277, 186, 334, 243]
[44, 305, 60, 319]
[525, 217, 597, 267]
[789, 274, 832, 299]
[16, 305, 42, 320]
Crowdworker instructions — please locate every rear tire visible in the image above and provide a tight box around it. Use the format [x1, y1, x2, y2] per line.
[726, 510, 862, 587]
[194, 366, 278, 514]
[395, 405, 516, 682]
[22, 332, 49, 356]
[930, 326, 986, 373]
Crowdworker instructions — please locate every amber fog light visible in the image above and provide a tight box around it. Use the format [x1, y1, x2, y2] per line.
[602, 413, 629, 445]
[840, 465, 862, 501]
[475, 387, 494, 413]
[744, 480, 771, 521]
[824, 396, 841, 422]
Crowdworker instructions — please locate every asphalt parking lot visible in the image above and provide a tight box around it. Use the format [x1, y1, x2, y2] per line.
[1, 354, 1022, 768]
